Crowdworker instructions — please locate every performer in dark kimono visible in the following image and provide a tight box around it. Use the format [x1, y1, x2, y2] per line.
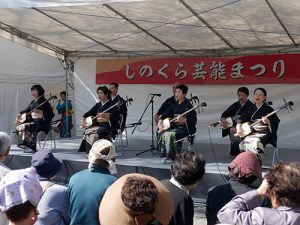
[78, 86, 118, 154]
[221, 87, 254, 156]
[109, 82, 128, 138]
[154, 82, 181, 124]
[154, 82, 180, 149]
[236, 87, 280, 160]
[158, 84, 197, 164]
[16, 84, 54, 152]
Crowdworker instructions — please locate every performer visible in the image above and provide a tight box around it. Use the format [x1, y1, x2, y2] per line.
[109, 82, 128, 138]
[78, 86, 118, 154]
[16, 84, 54, 152]
[56, 91, 73, 138]
[154, 82, 180, 124]
[220, 87, 254, 157]
[236, 87, 280, 160]
[158, 84, 197, 164]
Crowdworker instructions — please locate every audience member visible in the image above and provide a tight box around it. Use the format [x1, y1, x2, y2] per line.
[31, 150, 70, 225]
[99, 173, 174, 225]
[0, 132, 11, 179]
[218, 161, 300, 225]
[0, 168, 43, 225]
[0, 132, 12, 225]
[206, 151, 263, 225]
[161, 151, 205, 225]
[68, 139, 118, 225]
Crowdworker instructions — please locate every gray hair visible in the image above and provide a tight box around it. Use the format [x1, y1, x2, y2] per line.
[0, 132, 11, 156]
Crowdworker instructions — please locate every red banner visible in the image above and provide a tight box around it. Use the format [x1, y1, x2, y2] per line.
[96, 54, 300, 84]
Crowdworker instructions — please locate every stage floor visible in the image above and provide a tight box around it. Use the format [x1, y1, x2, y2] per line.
[6, 135, 299, 200]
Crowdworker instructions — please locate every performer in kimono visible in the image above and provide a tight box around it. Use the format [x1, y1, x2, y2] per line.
[158, 84, 197, 164]
[56, 91, 73, 138]
[154, 82, 180, 124]
[236, 87, 280, 160]
[16, 84, 54, 152]
[154, 82, 180, 150]
[220, 87, 254, 157]
[78, 86, 118, 154]
[109, 82, 128, 138]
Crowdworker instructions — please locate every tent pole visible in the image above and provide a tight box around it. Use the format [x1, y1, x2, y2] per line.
[64, 53, 69, 138]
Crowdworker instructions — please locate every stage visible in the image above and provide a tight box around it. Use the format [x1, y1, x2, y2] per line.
[5, 134, 299, 201]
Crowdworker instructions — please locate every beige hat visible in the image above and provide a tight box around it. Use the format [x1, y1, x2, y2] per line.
[99, 173, 174, 225]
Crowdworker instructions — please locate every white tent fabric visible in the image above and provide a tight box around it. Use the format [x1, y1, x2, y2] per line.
[74, 58, 299, 149]
[0, 0, 140, 8]
[0, 0, 300, 57]
[0, 37, 66, 136]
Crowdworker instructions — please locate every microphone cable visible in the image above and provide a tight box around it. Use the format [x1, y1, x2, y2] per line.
[207, 127, 228, 183]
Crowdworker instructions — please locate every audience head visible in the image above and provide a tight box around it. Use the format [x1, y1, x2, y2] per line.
[121, 176, 158, 215]
[0, 168, 42, 225]
[228, 151, 262, 184]
[31, 84, 45, 97]
[88, 139, 118, 174]
[171, 151, 206, 188]
[31, 150, 62, 180]
[99, 173, 173, 225]
[0, 132, 11, 162]
[265, 161, 300, 207]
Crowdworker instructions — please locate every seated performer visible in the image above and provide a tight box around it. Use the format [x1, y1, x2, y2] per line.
[78, 86, 118, 154]
[158, 84, 197, 164]
[16, 84, 53, 153]
[109, 82, 128, 138]
[236, 87, 280, 160]
[154, 82, 180, 149]
[56, 91, 73, 138]
[154, 82, 180, 124]
[220, 87, 254, 157]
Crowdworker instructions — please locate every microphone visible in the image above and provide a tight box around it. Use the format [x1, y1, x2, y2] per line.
[209, 121, 220, 128]
[149, 94, 161, 97]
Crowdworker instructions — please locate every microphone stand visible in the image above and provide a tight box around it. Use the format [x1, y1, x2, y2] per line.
[134, 95, 158, 156]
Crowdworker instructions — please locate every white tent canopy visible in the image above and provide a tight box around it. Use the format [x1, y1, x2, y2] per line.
[0, 37, 66, 135]
[0, 0, 300, 58]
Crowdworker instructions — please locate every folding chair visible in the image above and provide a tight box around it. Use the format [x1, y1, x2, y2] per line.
[37, 124, 57, 151]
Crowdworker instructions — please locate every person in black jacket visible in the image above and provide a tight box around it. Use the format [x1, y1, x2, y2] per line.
[220, 87, 254, 157]
[16, 84, 53, 152]
[161, 151, 205, 225]
[206, 151, 264, 225]
[158, 84, 197, 164]
[109, 82, 128, 138]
